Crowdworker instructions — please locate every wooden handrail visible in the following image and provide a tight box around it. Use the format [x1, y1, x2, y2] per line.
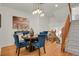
[61, 15, 71, 52]
[61, 3, 72, 52]
[68, 3, 72, 15]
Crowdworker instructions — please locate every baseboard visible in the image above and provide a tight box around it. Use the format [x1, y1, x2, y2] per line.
[2, 44, 15, 48]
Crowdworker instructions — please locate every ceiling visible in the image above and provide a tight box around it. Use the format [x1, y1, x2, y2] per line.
[0, 3, 67, 12]
[0, 3, 68, 17]
[0, 3, 79, 15]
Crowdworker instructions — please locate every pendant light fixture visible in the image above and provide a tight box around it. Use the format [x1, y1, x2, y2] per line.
[32, 3, 45, 17]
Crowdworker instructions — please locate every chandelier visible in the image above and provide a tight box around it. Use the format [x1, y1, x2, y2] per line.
[32, 4, 45, 17]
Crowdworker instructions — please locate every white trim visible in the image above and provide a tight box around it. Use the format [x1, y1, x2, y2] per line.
[2, 43, 14, 48]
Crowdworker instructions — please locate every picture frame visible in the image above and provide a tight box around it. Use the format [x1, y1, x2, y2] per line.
[12, 16, 29, 31]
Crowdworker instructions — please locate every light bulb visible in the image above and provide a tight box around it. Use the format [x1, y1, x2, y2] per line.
[37, 9, 40, 13]
[38, 10, 42, 14]
[34, 10, 38, 14]
[32, 11, 35, 15]
[55, 4, 58, 7]
[32, 10, 38, 15]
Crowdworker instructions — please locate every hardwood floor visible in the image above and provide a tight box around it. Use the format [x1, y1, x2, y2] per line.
[1, 41, 74, 56]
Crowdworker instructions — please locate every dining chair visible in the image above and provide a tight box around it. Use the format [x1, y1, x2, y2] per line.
[40, 31, 48, 34]
[40, 31, 48, 40]
[13, 34, 29, 56]
[22, 31, 29, 35]
[14, 31, 29, 35]
[32, 34, 46, 56]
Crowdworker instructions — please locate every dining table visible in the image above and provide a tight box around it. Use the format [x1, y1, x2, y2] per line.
[21, 34, 38, 52]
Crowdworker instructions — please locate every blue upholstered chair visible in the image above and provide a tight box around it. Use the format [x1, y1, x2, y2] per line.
[13, 34, 29, 56]
[32, 34, 46, 56]
[40, 31, 48, 35]
[14, 31, 29, 35]
[40, 31, 48, 40]
[22, 31, 29, 35]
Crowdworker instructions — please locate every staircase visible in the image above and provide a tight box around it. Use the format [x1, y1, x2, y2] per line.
[65, 20, 79, 55]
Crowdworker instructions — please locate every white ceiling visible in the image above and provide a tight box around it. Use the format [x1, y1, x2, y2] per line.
[0, 3, 79, 16]
[1, 3, 79, 17]
[0, 3, 67, 12]
[0, 3, 68, 17]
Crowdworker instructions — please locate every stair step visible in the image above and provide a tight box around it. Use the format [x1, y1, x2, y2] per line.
[65, 20, 79, 55]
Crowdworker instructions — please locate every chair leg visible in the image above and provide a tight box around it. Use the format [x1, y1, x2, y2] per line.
[16, 48, 18, 53]
[38, 48, 40, 56]
[43, 46, 46, 53]
[17, 48, 20, 56]
[25, 47, 28, 50]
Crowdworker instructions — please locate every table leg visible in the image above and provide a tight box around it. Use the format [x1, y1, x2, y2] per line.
[29, 41, 36, 52]
[29, 41, 32, 52]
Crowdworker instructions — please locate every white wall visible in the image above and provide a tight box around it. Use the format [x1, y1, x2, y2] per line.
[39, 17, 49, 32]
[0, 6, 30, 47]
[28, 15, 40, 34]
[29, 14, 49, 34]
[49, 7, 69, 30]
[48, 7, 69, 37]
[72, 7, 79, 20]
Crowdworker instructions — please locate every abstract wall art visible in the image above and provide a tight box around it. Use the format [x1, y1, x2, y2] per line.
[12, 16, 29, 31]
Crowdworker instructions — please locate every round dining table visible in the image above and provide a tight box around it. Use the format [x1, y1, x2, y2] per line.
[22, 34, 38, 52]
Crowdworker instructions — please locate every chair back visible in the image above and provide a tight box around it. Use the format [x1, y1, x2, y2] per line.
[14, 31, 29, 35]
[40, 31, 48, 39]
[13, 34, 20, 46]
[22, 31, 29, 35]
[43, 31, 48, 34]
[38, 34, 46, 47]
[14, 31, 22, 34]
[40, 31, 48, 35]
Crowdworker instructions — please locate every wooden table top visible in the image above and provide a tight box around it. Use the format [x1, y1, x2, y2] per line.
[21, 34, 38, 40]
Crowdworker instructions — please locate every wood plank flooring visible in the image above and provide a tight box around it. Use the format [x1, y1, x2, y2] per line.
[1, 41, 74, 56]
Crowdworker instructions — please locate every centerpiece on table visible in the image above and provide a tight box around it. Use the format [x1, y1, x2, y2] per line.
[29, 28, 34, 37]
[21, 34, 28, 39]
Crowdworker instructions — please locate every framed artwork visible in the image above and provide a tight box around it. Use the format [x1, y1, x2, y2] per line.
[13, 16, 29, 31]
[0, 14, 1, 28]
